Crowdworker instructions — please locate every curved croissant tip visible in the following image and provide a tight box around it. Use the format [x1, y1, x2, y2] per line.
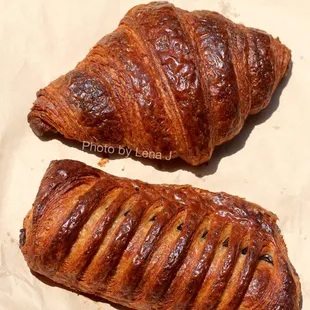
[282, 46, 292, 77]
[273, 37, 292, 79]
[28, 112, 56, 137]
[28, 95, 58, 137]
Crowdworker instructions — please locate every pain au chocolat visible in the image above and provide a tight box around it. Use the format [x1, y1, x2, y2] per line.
[20, 160, 301, 309]
[28, 1, 291, 166]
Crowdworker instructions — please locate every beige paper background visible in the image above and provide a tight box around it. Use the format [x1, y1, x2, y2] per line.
[0, 0, 309, 309]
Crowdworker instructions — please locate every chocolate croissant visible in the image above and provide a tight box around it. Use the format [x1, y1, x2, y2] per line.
[28, 1, 291, 166]
[20, 160, 301, 309]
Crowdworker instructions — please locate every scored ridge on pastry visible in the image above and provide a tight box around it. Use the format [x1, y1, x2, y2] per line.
[20, 160, 301, 309]
[28, 1, 291, 166]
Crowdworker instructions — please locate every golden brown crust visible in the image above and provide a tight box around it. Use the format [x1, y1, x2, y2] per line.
[27, 1, 291, 166]
[20, 160, 301, 309]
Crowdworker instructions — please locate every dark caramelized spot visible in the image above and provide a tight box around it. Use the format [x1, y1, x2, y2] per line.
[177, 223, 184, 231]
[150, 216, 157, 222]
[124, 210, 130, 217]
[222, 237, 229, 247]
[201, 231, 208, 239]
[69, 77, 108, 125]
[19, 228, 26, 247]
[68, 73, 123, 143]
[259, 254, 274, 265]
[134, 185, 140, 192]
[241, 247, 248, 255]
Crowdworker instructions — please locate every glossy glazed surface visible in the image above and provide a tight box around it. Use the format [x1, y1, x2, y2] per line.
[21, 160, 301, 309]
[27, 2, 291, 165]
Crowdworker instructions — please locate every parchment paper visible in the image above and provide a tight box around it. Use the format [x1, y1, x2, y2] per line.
[0, 0, 309, 309]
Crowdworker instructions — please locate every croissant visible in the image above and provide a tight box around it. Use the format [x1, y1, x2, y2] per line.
[28, 1, 291, 166]
[20, 159, 301, 309]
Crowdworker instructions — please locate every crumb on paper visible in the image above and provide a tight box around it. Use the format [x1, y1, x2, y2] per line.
[122, 166, 125, 171]
[98, 158, 109, 167]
